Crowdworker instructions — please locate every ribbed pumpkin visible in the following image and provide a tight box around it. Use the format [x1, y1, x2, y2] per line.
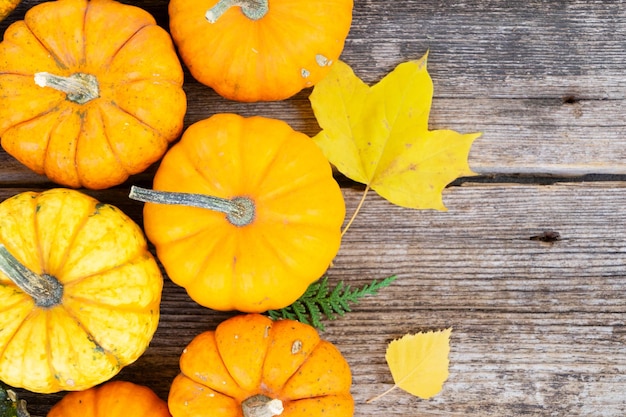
[0, 0, 186, 189]
[168, 314, 354, 417]
[168, 0, 354, 102]
[130, 113, 345, 313]
[0, 189, 162, 393]
[47, 381, 171, 417]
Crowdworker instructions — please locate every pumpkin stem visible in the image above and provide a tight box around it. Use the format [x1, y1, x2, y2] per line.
[34, 72, 100, 105]
[0, 244, 63, 308]
[206, 0, 268, 23]
[129, 186, 256, 227]
[242, 395, 284, 417]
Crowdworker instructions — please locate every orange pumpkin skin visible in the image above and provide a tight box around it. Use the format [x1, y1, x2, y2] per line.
[0, 0, 186, 189]
[140, 114, 345, 313]
[0, 0, 20, 21]
[168, 314, 354, 417]
[168, 0, 353, 102]
[0, 189, 163, 393]
[47, 381, 171, 417]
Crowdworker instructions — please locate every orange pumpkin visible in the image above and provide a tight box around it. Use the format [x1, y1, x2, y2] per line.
[129, 113, 345, 313]
[0, 189, 163, 393]
[168, 0, 354, 102]
[168, 314, 354, 417]
[0, 0, 20, 21]
[47, 381, 171, 417]
[0, 0, 186, 189]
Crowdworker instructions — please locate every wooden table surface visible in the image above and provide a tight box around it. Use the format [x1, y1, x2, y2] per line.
[2, 1, 625, 416]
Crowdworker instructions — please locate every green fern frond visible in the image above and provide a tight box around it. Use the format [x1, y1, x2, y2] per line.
[267, 275, 397, 331]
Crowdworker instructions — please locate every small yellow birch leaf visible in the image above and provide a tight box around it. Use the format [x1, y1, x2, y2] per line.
[375, 328, 452, 401]
[310, 53, 481, 210]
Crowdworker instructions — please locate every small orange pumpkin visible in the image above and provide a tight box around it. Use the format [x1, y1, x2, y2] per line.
[130, 114, 345, 313]
[0, 0, 20, 21]
[47, 381, 171, 417]
[0, 189, 163, 393]
[168, 0, 354, 102]
[0, 0, 186, 189]
[168, 314, 354, 417]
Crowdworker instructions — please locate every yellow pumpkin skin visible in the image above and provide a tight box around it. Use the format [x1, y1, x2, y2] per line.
[0, 0, 186, 189]
[0, 189, 163, 394]
[0, 0, 20, 21]
[168, 314, 354, 417]
[140, 114, 345, 313]
[168, 0, 353, 102]
[47, 381, 172, 417]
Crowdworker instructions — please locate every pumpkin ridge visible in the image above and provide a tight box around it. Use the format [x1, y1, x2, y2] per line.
[80, 0, 90, 66]
[255, 168, 331, 204]
[62, 294, 157, 314]
[26, 105, 73, 176]
[65, 108, 85, 186]
[97, 23, 153, 71]
[174, 128, 238, 196]
[32, 192, 47, 276]
[56, 300, 122, 363]
[259, 327, 323, 395]
[233, 231, 310, 310]
[43, 310, 57, 390]
[216, 316, 275, 395]
[179, 372, 236, 403]
[239, 127, 292, 194]
[155, 221, 216, 247]
[91, 104, 131, 177]
[0, 195, 43, 277]
[42, 197, 93, 281]
[0, 300, 34, 363]
[59, 240, 148, 287]
[22, 20, 69, 71]
[101, 101, 168, 168]
[191, 228, 237, 298]
[275, 341, 330, 401]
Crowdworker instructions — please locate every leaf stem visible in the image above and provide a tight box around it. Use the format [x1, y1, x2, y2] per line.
[366, 384, 398, 403]
[341, 184, 370, 237]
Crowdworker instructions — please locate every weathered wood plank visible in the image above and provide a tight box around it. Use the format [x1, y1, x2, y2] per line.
[1, 0, 625, 181]
[2, 94, 625, 180]
[1, 0, 625, 416]
[5, 182, 626, 416]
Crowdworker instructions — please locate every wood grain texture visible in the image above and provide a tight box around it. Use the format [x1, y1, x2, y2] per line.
[1, 0, 626, 179]
[3, 183, 625, 417]
[0, 0, 625, 416]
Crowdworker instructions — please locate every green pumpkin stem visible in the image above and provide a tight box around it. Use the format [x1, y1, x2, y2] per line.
[242, 395, 283, 417]
[34, 72, 100, 105]
[129, 186, 256, 227]
[0, 244, 63, 308]
[206, 0, 268, 23]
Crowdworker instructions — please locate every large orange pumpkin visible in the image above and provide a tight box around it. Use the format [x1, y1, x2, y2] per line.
[47, 381, 171, 417]
[168, 314, 354, 417]
[0, 189, 163, 393]
[168, 0, 354, 102]
[0, 0, 186, 189]
[130, 113, 345, 313]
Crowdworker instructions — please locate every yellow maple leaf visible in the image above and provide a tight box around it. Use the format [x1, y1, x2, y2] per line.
[369, 328, 452, 402]
[310, 53, 481, 211]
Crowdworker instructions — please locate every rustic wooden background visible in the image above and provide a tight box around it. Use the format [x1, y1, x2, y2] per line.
[2, 0, 625, 416]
